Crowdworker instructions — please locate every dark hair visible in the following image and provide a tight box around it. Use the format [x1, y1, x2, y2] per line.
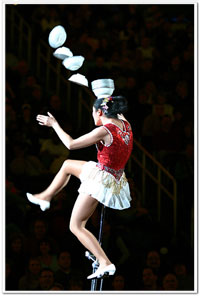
[93, 96, 128, 119]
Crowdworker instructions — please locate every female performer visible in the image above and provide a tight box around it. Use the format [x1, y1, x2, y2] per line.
[26, 95, 133, 279]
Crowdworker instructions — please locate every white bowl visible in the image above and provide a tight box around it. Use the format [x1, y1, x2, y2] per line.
[91, 79, 115, 98]
[53, 47, 73, 60]
[48, 25, 67, 48]
[92, 88, 114, 99]
[91, 79, 114, 90]
[62, 56, 85, 71]
[68, 74, 88, 87]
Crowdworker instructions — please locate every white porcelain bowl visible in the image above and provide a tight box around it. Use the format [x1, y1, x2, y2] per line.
[48, 25, 67, 48]
[53, 47, 73, 60]
[92, 88, 114, 99]
[91, 79, 115, 98]
[62, 56, 85, 71]
[91, 79, 114, 90]
[68, 74, 88, 87]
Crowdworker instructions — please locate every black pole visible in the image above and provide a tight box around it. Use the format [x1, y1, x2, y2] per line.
[98, 205, 106, 246]
[86, 205, 106, 291]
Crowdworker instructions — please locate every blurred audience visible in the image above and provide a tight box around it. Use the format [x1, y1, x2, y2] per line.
[6, 3, 194, 291]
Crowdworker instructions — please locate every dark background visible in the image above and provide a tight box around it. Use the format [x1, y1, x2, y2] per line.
[5, 4, 194, 291]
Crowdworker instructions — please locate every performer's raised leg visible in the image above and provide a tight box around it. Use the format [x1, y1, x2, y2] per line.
[26, 160, 86, 210]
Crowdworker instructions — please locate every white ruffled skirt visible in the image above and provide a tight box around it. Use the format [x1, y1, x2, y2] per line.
[78, 161, 132, 210]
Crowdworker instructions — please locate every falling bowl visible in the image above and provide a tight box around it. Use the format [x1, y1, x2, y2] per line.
[68, 74, 88, 87]
[53, 47, 73, 60]
[48, 25, 67, 48]
[62, 56, 85, 71]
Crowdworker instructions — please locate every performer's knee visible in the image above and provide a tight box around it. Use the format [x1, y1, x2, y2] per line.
[69, 220, 78, 235]
[63, 159, 71, 168]
[69, 219, 84, 236]
[62, 159, 73, 174]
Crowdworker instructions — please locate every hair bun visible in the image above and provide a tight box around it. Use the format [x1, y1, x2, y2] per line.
[93, 96, 128, 118]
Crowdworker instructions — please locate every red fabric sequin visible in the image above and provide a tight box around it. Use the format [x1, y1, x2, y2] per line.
[96, 120, 133, 178]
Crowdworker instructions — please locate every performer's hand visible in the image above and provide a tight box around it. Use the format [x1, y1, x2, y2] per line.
[36, 112, 57, 127]
[117, 113, 129, 123]
[117, 113, 126, 120]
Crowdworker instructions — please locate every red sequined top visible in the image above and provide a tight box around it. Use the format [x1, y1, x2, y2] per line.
[96, 120, 133, 180]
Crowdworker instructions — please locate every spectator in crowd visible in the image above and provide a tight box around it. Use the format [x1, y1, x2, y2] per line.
[111, 274, 126, 290]
[182, 121, 194, 149]
[6, 233, 27, 284]
[9, 141, 47, 178]
[69, 277, 84, 290]
[146, 250, 160, 272]
[18, 257, 41, 290]
[6, 260, 19, 290]
[50, 283, 64, 290]
[18, 104, 40, 154]
[6, 89, 17, 137]
[141, 267, 159, 290]
[137, 37, 155, 60]
[19, 75, 38, 100]
[174, 80, 191, 114]
[145, 250, 169, 286]
[54, 250, 80, 290]
[37, 268, 55, 290]
[168, 56, 183, 87]
[134, 89, 152, 135]
[170, 109, 185, 151]
[152, 92, 173, 118]
[152, 114, 176, 162]
[28, 84, 46, 113]
[173, 262, 194, 290]
[173, 143, 194, 234]
[38, 238, 59, 272]
[48, 94, 69, 125]
[162, 273, 179, 291]
[25, 218, 58, 257]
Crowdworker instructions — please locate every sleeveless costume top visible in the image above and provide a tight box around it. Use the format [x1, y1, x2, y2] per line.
[78, 119, 133, 210]
[96, 120, 133, 180]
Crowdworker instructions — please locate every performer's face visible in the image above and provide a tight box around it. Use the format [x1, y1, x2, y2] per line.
[92, 107, 102, 126]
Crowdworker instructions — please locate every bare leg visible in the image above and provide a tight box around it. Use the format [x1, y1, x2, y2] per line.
[69, 193, 112, 269]
[34, 159, 86, 201]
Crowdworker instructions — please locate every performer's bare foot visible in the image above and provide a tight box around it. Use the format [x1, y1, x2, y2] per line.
[33, 193, 51, 202]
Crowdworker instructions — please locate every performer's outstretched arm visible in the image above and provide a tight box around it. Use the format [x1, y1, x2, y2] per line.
[37, 112, 107, 150]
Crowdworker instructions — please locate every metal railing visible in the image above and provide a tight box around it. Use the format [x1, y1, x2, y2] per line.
[6, 4, 177, 235]
[128, 139, 177, 235]
[7, 4, 32, 65]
